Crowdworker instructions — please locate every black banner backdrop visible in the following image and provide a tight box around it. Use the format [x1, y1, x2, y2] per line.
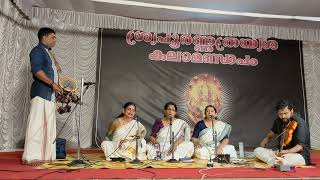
[96, 28, 307, 148]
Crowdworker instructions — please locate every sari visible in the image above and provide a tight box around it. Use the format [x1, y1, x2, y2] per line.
[193, 120, 237, 159]
[101, 118, 147, 160]
[147, 118, 194, 160]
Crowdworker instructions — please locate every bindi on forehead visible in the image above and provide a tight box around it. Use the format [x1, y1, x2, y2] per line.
[167, 106, 176, 111]
[126, 106, 135, 111]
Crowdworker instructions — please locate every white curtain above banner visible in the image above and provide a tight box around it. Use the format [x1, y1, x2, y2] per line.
[32, 7, 320, 42]
[11, 0, 33, 19]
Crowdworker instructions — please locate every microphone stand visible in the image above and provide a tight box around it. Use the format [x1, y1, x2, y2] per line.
[130, 116, 142, 164]
[207, 116, 217, 167]
[68, 78, 92, 167]
[167, 117, 178, 163]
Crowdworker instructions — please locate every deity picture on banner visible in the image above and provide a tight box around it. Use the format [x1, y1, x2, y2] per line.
[184, 73, 223, 124]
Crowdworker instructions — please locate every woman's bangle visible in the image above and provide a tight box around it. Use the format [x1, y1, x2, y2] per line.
[50, 82, 54, 87]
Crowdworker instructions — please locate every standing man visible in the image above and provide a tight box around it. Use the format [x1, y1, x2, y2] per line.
[22, 27, 63, 166]
[255, 99, 311, 166]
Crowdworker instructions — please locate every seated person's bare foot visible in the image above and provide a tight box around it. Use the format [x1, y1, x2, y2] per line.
[22, 160, 44, 166]
[275, 156, 284, 165]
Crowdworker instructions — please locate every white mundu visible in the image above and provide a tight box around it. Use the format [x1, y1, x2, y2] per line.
[254, 147, 306, 166]
[22, 97, 57, 164]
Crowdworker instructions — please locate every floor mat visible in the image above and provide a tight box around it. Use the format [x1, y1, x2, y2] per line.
[40, 152, 275, 169]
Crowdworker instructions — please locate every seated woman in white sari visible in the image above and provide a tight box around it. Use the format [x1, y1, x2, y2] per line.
[147, 102, 194, 160]
[191, 105, 237, 159]
[101, 102, 147, 161]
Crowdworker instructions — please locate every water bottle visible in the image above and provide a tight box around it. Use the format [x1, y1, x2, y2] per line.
[239, 142, 244, 158]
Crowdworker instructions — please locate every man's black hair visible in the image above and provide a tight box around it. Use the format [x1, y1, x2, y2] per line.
[276, 99, 293, 111]
[37, 27, 55, 41]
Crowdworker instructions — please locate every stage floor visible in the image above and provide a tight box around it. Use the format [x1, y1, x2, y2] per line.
[41, 150, 272, 169]
[0, 149, 319, 179]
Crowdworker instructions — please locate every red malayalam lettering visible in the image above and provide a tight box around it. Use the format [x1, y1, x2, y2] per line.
[149, 50, 259, 67]
[127, 30, 279, 53]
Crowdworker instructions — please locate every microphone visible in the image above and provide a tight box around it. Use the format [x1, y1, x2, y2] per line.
[168, 116, 174, 124]
[167, 120, 190, 158]
[84, 82, 96, 86]
[209, 115, 218, 120]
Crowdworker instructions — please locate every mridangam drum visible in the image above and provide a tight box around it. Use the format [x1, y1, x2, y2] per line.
[56, 75, 79, 114]
[59, 75, 78, 93]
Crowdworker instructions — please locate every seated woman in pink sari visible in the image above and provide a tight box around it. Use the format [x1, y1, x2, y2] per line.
[147, 102, 194, 160]
[101, 102, 147, 160]
[191, 105, 237, 160]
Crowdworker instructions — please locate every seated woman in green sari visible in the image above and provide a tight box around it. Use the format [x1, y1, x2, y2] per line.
[101, 102, 147, 160]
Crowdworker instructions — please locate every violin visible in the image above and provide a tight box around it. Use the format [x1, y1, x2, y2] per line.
[280, 120, 298, 151]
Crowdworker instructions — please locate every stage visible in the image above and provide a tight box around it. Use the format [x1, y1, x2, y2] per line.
[0, 149, 319, 179]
